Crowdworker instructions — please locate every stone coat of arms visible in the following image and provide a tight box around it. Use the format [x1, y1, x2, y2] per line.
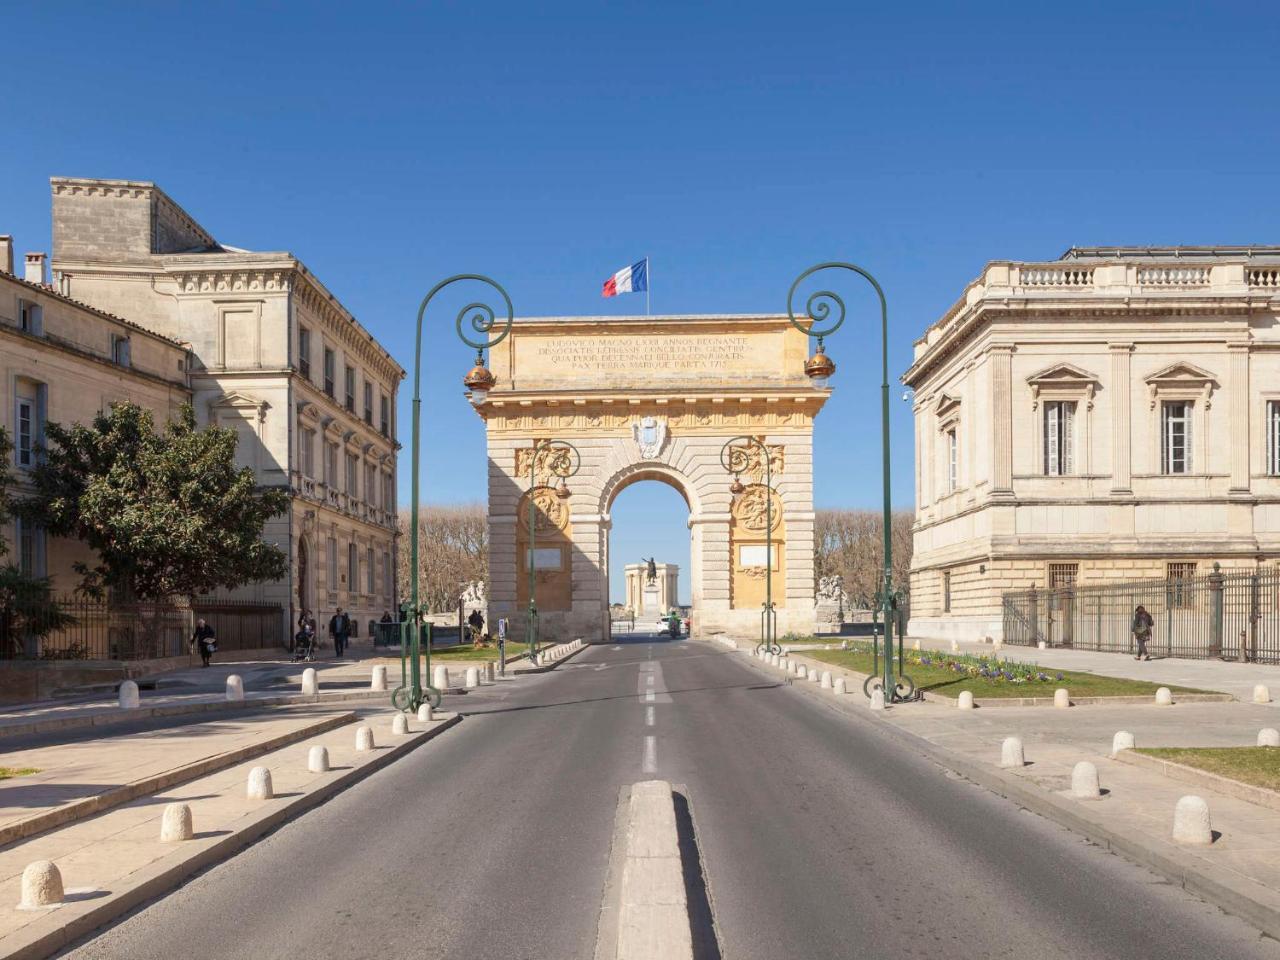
[632, 415, 668, 459]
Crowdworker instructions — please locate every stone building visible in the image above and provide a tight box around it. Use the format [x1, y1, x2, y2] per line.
[46, 178, 404, 638]
[0, 239, 190, 584]
[623, 562, 680, 616]
[478, 313, 824, 643]
[904, 247, 1280, 641]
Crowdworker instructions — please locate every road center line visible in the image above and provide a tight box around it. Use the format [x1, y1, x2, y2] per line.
[642, 735, 657, 773]
[645, 706, 655, 726]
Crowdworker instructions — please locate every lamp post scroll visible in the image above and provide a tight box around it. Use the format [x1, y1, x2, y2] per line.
[395, 275, 513, 712]
[788, 262, 914, 703]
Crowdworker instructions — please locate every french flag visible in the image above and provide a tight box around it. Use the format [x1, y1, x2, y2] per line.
[602, 258, 648, 298]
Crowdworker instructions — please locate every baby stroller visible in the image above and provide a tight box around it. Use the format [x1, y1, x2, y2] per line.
[292, 627, 317, 662]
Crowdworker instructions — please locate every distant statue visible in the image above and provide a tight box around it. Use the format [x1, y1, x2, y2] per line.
[460, 580, 486, 605]
[817, 576, 843, 604]
[644, 557, 657, 584]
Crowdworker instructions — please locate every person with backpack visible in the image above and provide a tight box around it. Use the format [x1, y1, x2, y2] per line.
[329, 607, 351, 658]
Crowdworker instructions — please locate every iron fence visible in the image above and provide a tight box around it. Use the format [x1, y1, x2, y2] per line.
[1, 597, 286, 662]
[1002, 567, 1280, 663]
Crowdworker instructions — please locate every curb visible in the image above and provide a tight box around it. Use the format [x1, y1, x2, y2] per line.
[733, 648, 1280, 941]
[0, 689, 391, 741]
[0, 711, 358, 849]
[509, 641, 592, 675]
[1116, 750, 1280, 814]
[1, 713, 462, 960]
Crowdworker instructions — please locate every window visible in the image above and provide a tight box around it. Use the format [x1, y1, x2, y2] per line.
[1048, 562, 1078, 589]
[366, 547, 375, 593]
[347, 543, 358, 590]
[946, 429, 958, 492]
[1268, 401, 1280, 477]
[363, 382, 373, 425]
[346, 453, 358, 495]
[1166, 561, 1197, 609]
[111, 334, 131, 367]
[344, 366, 356, 412]
[383, 473, 394, 511]
[325, 442, 338, 487]
[942, 571, 952, 613]
[366, 464, 377, 507]
[1043, 401, 1076, 476]
[384, 551, 392, 600]
[323, 348, 335, 398]
[327, 537, 337, 587]
[16, 398, 34, 468]
[298, 326, 312, 381]
[380, 395, 390, 437]
[300, 429, 315, 478]
[17, 518, 43, 576]
[18, 300, 42, 335]
[1161, 401, 1191, 474]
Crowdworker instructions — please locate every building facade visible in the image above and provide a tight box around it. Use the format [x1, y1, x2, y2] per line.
[0, 239, 191, 583]
[904, 247, 1280, 641]
[45, 178, 404, 639]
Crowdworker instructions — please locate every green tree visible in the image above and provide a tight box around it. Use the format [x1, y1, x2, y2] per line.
[19, 402, 289, 601]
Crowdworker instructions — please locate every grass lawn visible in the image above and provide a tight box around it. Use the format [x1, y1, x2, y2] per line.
[804, 645, 1210, 699]
[1135, 747, 1280, 793]
[406, 641, 543, 662]
[0, 768, 39, 780]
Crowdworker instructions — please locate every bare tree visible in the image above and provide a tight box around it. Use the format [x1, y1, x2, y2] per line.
[397, 504, 488, 613]
[814, 509, 913, 607]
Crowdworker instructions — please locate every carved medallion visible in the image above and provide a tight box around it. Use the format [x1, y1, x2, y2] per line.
[631, 415, 668, 459]
[528, 487, 569, 534]
[731, 485, 783, 533]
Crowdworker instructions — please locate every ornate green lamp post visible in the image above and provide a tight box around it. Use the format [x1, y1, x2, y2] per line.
[523, 438, 581, 663]
[720, 435, 781, 655]
[787, 263, 914, 702]
[393, 275, 513, 712]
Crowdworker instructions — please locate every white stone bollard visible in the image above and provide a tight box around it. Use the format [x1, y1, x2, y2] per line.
[355, 725, 375, 751]
[1000, 736, 1025, 768]
[834, 678, 848, 695]
[301, 667, 318, 695]
[118, 679, 140, 710]
[912, 639, 920, 651]
[1037, 640, 1047, 650]
[1254, 684, 1272, 704]
[1258, 728, 1280, 747]
[159, 802, 194, 842]
[19, 861, 63, 909]
[432, 665, 449, 690]
[1071, 761, 1102, 799]
[246, 766, 273, 800]
[820, 671, 833, 689]
[949, 640, 960, 653]
[392, 713, 409, 736]
[1155, 686, 1173, 706]
[1172, 795, 1213, 845]
[370, 665, 387, 692]
[464, 667, 480, 689]
[957, 691, 975, 710]
[840, 640, 849, 651]
[308, 745, 330, 773]
[417, 703, 433, 723]
[808, 669, 820, 684]
[225, 674, 244, 702]
[1053, 688, 1070, 709]
[484, 662, 495, 682]
[1111, 731, 1136, 756]
[869, 688, 886, 711]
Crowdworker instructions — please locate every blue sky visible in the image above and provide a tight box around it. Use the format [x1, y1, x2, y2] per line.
[3, 2, 1277, 603]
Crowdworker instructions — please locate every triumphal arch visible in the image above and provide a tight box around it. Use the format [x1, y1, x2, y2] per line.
[474, 314, 831, 643]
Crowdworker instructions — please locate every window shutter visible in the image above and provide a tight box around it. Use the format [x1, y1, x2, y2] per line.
[1062, 402, 1075, 474]
[1045, 404, 1059, 475]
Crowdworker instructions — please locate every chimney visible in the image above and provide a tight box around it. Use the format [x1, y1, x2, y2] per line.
[0, 236, 12, 275]
[24, 252, 46, 286]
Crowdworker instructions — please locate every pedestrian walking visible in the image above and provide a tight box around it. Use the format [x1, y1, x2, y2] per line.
[1131, 604, 1154, 661]
[467, 608, 485, 646]
[191, 617, 217, 668]
[329, 607, 351, 658]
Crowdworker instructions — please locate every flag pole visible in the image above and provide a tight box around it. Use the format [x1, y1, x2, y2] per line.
[646, 256, 651, 316]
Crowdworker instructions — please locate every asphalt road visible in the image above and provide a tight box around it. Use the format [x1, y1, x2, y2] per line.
[64, 637, 1280, 960]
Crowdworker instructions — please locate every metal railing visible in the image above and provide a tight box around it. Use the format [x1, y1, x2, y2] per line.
[1002, 566, 1280, 663]
[1, 597, 285, 662]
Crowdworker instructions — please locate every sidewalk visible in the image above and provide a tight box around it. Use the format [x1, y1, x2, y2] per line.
[733, 643, 1280, 938]
[944, 638, 1280, 705]
[0, 706, 460, 960]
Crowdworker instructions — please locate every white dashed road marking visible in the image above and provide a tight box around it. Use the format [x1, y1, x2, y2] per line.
[642, 735, 658, 773]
